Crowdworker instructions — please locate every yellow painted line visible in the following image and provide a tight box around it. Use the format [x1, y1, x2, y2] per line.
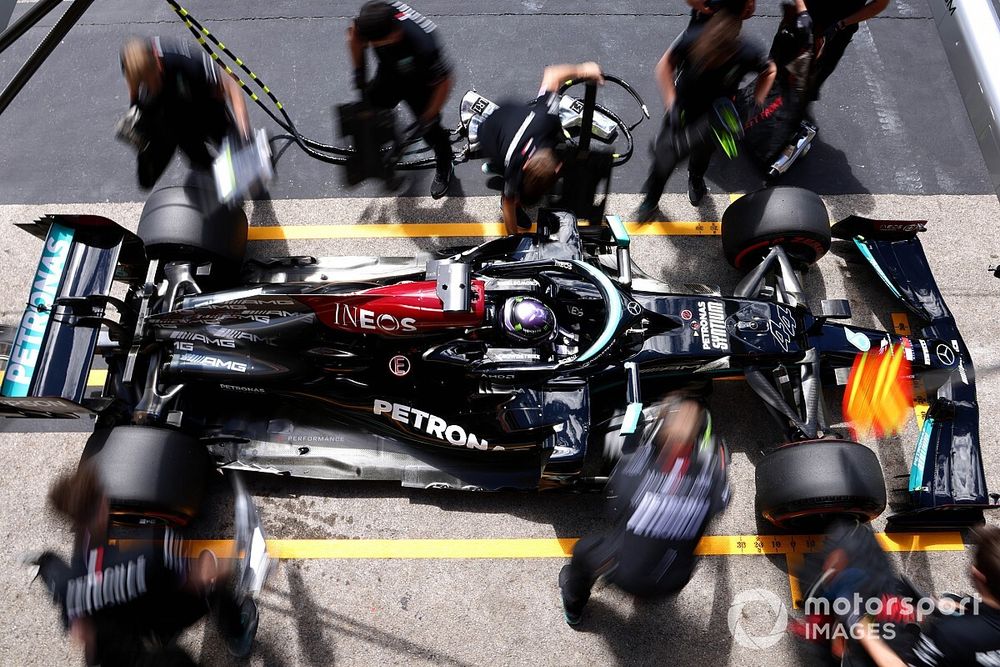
[0, 368, 106, 387]
[188, 538, 577, 559]
[176, 532, 965, 561]
[786, 551, 806, 607]
[247, 220, 722, 241]
[876, 531, 965, 553]
[1, 369, 739, 391]
[729, 193, 743, 203]
[892, 313, 912, 336]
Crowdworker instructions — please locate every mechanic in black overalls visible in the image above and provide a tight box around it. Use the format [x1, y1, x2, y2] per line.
[24, 463, 258, 665]
[559, 395, 730, 625]
[476, 62, 605, 236]
[118, 36, 252, 190]
[803, 523, 1000, 666]
[795, 0, 890, 103]
[635, 10, 775, 221]
[348, 1, 455, 199]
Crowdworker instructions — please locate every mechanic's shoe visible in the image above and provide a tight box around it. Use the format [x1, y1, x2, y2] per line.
[430, 165, 453, 199]
[558, 565, 588, 627]
[633, 197, 659, 223]
[17, 550, 45, 584]
[225, 598, 260, 658]
[516, 206, 532, 230]
[688, 175, 708, 206]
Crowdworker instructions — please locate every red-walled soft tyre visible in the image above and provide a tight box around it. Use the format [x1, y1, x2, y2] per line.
[755, 439, 886, 529]
[722, 186, 831, 270]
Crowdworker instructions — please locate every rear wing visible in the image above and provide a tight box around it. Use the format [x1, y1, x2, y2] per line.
[832, 216, 995, 520]
[0, 215, 144, 421]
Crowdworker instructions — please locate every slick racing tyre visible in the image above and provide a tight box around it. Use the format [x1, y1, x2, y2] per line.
[721, 186, 831, 270]
[137, 185, 248, 274]
[755, 439, 886, 529]
[81, 426, 211, 526]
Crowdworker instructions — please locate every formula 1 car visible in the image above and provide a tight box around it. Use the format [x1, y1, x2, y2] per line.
[0, 186, 989, 527]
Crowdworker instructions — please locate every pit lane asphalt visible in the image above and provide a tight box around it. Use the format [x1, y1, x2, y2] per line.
[2, 2, 1000, 666]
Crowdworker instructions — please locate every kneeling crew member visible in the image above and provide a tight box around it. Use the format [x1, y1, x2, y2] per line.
[119, 36, 252, 190]
[349, 1, 455, 199]
[477, 62, 605, 236]
[28, 463, 258, 664]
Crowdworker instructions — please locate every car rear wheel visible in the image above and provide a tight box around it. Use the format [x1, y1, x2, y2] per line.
[81, 425, 211, 526]
[721, 186, 832, 270]
[137, 185, 248, 282]
[755, 439, 886, 529]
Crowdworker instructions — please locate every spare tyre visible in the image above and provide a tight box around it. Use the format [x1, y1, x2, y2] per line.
[755, 439, 886, 529]
[81, 426, 211, 526]
[721, 186, 831, 270]
[137, 185, 248, 268]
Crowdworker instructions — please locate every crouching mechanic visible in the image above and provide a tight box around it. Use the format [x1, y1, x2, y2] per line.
[636, 10, 775, 220]
[477, 62, 605, 236]
[349, 1, 455, 198]
[559, 394, 730, 625]
[807, 523, 1000, 666]
[25, 463, 259, 665]
[118, 36, 252, 190]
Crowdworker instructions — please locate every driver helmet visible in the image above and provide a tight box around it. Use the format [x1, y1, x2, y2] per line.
[501, 296, 556, 343]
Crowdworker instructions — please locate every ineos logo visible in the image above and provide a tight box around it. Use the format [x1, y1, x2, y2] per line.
[935, 343, 955, 366]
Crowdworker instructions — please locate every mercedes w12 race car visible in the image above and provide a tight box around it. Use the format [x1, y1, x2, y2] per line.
[0, 186, 990, 527]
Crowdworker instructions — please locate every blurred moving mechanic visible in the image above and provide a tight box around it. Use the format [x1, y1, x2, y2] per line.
[559, 395, 729, 625]
[794, 0, 890, 103]
[477, 62, 605, 236]
[686, 0, 756, 26]
[24, 463, 258, 665]
[118, 36, 252, 190]
[807, 523, 1000, 666]
[635, 10, 775, 221]
[348, 1, 455, 199]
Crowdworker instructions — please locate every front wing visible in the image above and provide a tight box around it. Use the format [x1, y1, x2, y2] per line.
[833, 216, 993, 519]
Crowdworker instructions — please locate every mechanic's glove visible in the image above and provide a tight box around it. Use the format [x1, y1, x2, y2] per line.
[795, 11, 815, 50]
[353, 67, 366, 91]
[115, 105, 148, 150]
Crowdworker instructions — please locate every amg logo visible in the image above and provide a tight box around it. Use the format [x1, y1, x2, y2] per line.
[331, 303, 416, 333]
[180, 353, 248, 373]
[169, 332, 237, 348]
[213, 298, 295, 307]
[209, 328, 267, 343]
[373, 399, 488, 450]
[698, 300, 729, 351]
